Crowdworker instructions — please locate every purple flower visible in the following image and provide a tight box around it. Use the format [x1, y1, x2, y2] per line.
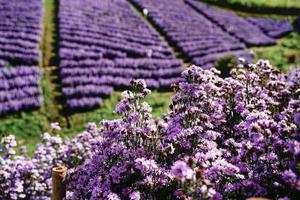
[50, 122, 61, 131]
[129, 191, 141, 200]
[282, 170, 297, 185]
[107, 192, 121, 200]
[115, 102, 128, 114]
[171, 161, 194, 182]
[135, 158, 158, 173]
[293, 112, 300, 126]
[288, 140, 300, 155]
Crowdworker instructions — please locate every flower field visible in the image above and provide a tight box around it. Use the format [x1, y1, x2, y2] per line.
[0, 0, 297, 115]
[0, 0, 300, 199]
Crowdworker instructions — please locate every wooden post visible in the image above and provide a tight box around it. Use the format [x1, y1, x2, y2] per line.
[52, 166, 67, 200]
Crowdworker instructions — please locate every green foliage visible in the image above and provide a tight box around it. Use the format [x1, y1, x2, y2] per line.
[0, 112, 49, 154]
[252, 31, 300, 72]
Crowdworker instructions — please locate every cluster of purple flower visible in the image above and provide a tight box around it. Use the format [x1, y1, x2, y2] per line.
[0, 121, 98, 199]
[2, 60, 299, 199]
[131, 0, 253, 68]
[65, 61, 300, 199]
[247, 17, 293, 38]
[0, 0, 43, 116]
[186, 0, 276, 46]
[58, 0, 184, 109]
[0, 133, 60, 199]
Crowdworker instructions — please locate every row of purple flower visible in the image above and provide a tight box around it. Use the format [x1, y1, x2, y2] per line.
[187, 0, 293, 41]
[247, 17, 293, 38]
[0, 67, 42, 115]
[0, 0, 42, 116]
[0, 0, 42, 66]
[131, 0, 254, 67]
[132, 0, 293, 65]
[185, 0, 277, 46]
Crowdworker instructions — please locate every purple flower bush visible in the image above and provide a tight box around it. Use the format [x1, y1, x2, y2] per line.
[1, 60, 300, 199]
[67, 60, 300, 199]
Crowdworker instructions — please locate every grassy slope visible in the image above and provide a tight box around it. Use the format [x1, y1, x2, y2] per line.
[236, 0, 300, 8]
[252, 31, 300, 72]
[0, 0, 299, 153]
[205, 0, 300, 9]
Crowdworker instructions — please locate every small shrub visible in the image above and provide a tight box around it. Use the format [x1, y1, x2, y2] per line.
[214, 55, 238, 78]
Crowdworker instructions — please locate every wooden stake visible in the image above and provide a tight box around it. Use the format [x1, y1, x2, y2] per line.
[52, 166, 67, 200]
